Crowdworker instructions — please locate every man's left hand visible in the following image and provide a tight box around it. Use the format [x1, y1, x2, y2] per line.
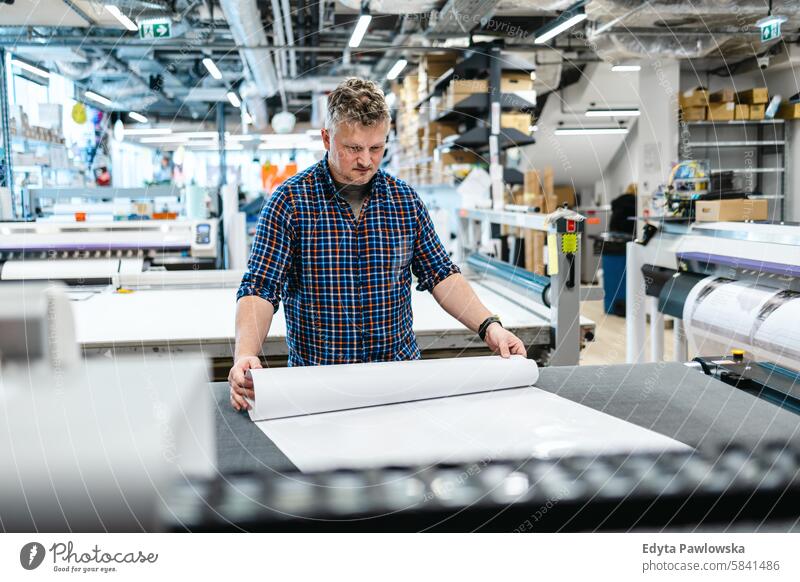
[483, 323, 527, 358]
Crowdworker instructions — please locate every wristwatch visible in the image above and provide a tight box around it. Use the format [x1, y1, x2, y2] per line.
[478, 315, 503, 341]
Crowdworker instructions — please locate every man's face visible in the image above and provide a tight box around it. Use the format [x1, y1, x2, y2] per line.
[322, 121, 388, 185]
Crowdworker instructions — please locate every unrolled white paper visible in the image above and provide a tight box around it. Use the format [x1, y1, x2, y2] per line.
[247, 356, 690, 472]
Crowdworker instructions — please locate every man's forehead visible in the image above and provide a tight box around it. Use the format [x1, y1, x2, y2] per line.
[334, 122, 389, 144]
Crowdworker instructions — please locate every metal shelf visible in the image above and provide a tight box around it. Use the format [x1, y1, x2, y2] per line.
[684, 119, 785, 126]
[432, 93, 536, 123]
[713, 167, 785, 173]
[441, 126, 535, 152]
[687, 141, 784, 147]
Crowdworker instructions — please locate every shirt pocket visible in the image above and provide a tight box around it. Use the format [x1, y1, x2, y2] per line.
[380, 230, 414, 284]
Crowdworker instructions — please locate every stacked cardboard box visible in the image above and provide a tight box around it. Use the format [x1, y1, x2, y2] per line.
[679, 87, 709, 121]
[500, 112, 533, 134]
[418, 53, 458, 99]
[521, 167, 556, 275]
[444, 78, 488, 110]
[679, 86, 769, 122]
[501, 71, 534, 93]
[736, 88, 768, 120]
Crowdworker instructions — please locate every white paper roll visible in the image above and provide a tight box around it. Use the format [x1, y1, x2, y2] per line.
[683, 277, 800, 370]
[248, 355, 539, 421]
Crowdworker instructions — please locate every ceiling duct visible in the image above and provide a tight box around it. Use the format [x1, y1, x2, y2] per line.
[219, 0, 279, 98]
[338, 0, 438, 12]
[54, 51, 108, 81]
[589, 0, 800, 60]
[496, 0, 574, 9]
[428, 0, 502, 35]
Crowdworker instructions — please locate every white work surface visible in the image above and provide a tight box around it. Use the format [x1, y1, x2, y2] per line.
[71, 281, 575, 351]
[247, 357, 689, 472]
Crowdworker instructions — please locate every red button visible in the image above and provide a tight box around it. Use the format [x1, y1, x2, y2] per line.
[567, 219, 576, 232]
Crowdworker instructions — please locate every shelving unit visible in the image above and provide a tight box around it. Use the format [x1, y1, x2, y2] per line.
[396, 42, 536, 195]
[679, 119, 789, 219]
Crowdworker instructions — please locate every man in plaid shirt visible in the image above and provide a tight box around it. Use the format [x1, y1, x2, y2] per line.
[229, 78, 525, 411]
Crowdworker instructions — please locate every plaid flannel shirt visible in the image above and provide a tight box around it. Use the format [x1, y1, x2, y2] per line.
[236, 155, 460, 366]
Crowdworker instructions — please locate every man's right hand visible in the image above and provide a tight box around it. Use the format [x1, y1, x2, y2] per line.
[228, 356, 262, 411]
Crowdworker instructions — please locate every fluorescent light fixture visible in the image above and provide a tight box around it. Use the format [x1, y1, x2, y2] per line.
[386, 59, 408, 81]
[611, 64, 641, 72]
[10, 58, 50, 79]
[226, 91, 241, 108]
[181, 131, 218, 138]
[554, 127, 629, 136]
[348, 14, 372, 48]
[105, 5, 138, 32]
[585, 108, 640, 117]
[84, 90, 112, 107]
[226, 134, 259, 142]
[139, 132, 218, 143]
[202, 57, 223, 80]
[128, 111, 148, 123]
[534, 3, 587, 45]
[140, 136, 191, 144]
[123, 127, 173, 136]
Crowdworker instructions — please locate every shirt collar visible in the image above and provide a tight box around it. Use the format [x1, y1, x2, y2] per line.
[316, 153, 388, 200]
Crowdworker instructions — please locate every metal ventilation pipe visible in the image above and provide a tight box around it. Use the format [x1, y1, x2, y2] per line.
[219, 0, 279, 97]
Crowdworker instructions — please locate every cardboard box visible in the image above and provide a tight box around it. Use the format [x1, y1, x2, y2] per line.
[449, 79, 488, 95]
[709, 88, 735, 102]
[500, 112, 532, 134]
[695, 198, 768, 222]
[440, 150, 482, 165]
[707, 101, 735, 121]
[679, 87, 709, 108]
[681, 106, 706, 121]
[419, 54, 457, 93]
[736, 88, 768, 104]
[501, 72, 534, 93]
[777, 103, 800, 119]
[553, 185, 577, 209]
[749, 104, 765, 120]
[734, 104, 750, 120]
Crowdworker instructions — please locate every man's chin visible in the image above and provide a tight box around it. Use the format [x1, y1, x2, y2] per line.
[348, 171, 374, 184]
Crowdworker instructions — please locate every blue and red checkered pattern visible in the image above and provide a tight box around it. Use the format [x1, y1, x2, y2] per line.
[236, 155, 460, 366]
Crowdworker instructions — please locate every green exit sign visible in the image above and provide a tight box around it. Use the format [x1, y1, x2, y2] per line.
[139, 20, 172, 40]
[758, 15, 787, 43]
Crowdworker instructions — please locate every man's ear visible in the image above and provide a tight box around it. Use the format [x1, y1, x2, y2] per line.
[321, 128, 331, 150]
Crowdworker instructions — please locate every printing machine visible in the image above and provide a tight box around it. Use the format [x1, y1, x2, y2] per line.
[0, 218, 220, 283]
[626, 219, 800, 414]
[0, 185, 222, 284]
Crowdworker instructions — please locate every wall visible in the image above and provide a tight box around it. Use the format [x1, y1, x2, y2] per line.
[517, 62, 640, 196]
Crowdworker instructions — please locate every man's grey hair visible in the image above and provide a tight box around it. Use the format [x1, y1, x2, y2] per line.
[325, 77, 391, 132]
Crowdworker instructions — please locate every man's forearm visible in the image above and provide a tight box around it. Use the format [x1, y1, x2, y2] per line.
[431, 273, 493, 333]
[234, 296, 275, 360]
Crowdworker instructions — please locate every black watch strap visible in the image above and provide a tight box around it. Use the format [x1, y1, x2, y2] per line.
[478, 315, 502, 341]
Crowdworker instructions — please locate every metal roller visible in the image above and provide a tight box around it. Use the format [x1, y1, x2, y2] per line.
[467, 253, 551, 307]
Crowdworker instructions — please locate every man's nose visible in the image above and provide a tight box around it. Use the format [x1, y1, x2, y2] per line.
[357, 151, 370, 168]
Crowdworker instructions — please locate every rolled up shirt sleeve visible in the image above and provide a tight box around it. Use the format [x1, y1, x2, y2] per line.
[236, 187, 295, 311]
[411, 195, 461, 293]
